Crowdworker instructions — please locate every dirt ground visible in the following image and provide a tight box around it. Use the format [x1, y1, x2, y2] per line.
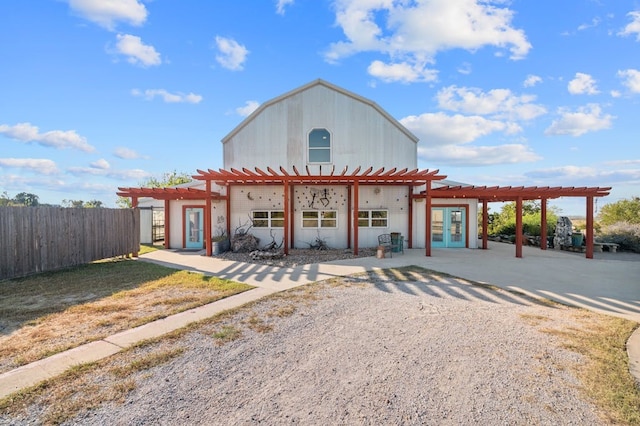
[57, 269, 609, 425]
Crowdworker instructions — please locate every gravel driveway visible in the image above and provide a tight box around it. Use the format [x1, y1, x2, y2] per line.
[62, 268, 607, 425]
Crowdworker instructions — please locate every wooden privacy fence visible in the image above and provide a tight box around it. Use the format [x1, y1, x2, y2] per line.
[0, 207, 140, 280]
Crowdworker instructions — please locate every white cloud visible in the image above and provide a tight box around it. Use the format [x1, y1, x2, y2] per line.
[436, 86, 547, 121]
[276, 0, 294, 15]
[91, 159, 110, 170]
[325, 0, 531, 82]
[577, 17, 600, 31]
[214, 36, 249, 71]
[114, 147, 144, 159]
[526, 165, 597, 180]
[0, 158, 59, 175]
[236, 100, 260, 117]
[619, 11, 640, 41]
[132, 88, 203, 103]
[567, 72, 599, 95]
[367, 60, 438, 83]
[457, 62, 472, 75]
[523, 74, 542, 87]
[115, 34, 161, 67]
[68, 0, 147, 30]
[67, 165, 151, 180]
[618, 69, 640, 93]
[417, 143, 540, 166]
[0, 122, 95, 152]
[544, 104, 614, 137]
[401, 112, 521, 147]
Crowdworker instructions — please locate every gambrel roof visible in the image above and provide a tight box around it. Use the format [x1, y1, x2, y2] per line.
[221, 79, 419, 144]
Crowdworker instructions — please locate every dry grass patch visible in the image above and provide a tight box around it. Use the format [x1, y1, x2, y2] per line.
[0, 258, 252, 373]
[212, 325, 243, 344]
[0, 344, 185, 426]
[537, 311, 640, 425]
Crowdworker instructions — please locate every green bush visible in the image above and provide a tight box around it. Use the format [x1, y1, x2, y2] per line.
[597, 222, 640, 253]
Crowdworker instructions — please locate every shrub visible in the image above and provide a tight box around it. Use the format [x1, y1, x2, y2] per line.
[597, 222, 640, 253]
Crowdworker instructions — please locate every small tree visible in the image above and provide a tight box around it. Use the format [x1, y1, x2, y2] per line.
[484, 201, 558, 236]
[598, 196, 640, 226]
[14, 192, 39, 206]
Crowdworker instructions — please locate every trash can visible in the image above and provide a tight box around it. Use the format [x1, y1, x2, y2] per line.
[390, 232, 401, 253]
[571, 232, 584, 247]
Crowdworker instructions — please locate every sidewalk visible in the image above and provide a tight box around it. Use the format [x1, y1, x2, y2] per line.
[1, 243, 639, 399]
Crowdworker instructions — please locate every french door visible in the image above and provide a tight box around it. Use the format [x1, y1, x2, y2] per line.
[432, 207, 466, 248]
[185, 207, 204, 249]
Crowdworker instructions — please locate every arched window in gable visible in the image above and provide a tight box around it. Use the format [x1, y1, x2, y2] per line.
[308, 128, 331, 164]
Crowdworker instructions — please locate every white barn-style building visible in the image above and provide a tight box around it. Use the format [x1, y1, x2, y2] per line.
[119, 79, 610, 259]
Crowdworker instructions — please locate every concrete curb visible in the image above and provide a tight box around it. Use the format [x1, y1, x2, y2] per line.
[0, 287, 277, 400]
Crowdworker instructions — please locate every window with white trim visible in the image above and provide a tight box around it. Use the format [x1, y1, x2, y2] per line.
[358, 210, 388, 227]
[308, 128, 331, 163]
[252, 211, 284, 228]
[302, 210, 337, 228]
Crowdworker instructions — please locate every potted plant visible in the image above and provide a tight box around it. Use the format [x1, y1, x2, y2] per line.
[211, 230, 230, 255]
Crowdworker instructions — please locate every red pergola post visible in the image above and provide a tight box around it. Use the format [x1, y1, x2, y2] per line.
[226, 185, 231, 239]
[353, 181, 359, 255]
[407, 185, 413, 249]
[164, 199, 171, 249]
[205, 180, 212, 256]
[284, 180, 290, 255]
[425, 181, 432, 257]
[515, 197, 523, 258]
[586, 196, 594, 259]
[482, 199, 488, 250]
[540, 199, 547, 250]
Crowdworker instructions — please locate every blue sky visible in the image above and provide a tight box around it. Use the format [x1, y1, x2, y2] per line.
[1, 0, 639, 215]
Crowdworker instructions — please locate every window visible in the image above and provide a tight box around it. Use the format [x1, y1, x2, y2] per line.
[302, 210, 337, 228]
[252, 211, 284, 228]
[308, 128, 331, 163]
[358, 210, 388, 227]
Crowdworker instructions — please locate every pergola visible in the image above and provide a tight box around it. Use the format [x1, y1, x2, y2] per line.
[118, 167, 611, 260]
[116, 186, 225, 251]
[192, 165, 447, 257]
[425, 184, 611, 259]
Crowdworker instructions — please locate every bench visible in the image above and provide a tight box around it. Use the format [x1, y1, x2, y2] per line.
[594, 242, 619, 253]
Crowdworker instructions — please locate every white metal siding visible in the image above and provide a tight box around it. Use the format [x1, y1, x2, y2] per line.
[224, 84, 416, 171]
